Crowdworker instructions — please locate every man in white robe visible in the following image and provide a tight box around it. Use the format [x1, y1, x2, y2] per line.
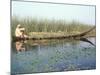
[15, 24, 28, 38]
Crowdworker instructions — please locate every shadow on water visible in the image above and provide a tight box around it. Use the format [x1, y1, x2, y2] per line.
[80, 38, 95, 46]
[11, 37, 96, 74]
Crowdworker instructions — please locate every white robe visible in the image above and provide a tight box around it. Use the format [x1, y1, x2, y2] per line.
[15, 28, 23, 37]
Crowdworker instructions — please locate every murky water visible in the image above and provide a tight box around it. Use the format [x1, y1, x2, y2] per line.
[11, 38, 96, 74]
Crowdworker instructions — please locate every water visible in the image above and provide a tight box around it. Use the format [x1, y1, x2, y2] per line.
[11, 38, 96, 74]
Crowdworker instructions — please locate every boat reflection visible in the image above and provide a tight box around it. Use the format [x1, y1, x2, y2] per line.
[14, 37, 95, 53]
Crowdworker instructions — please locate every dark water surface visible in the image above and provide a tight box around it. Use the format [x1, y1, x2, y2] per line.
[11, 38, 96, 74]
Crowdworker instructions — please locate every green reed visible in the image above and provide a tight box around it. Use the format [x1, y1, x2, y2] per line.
[11, 16, 95, 36]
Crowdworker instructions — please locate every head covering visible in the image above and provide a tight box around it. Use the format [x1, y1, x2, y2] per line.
[17, 24, 21, 28]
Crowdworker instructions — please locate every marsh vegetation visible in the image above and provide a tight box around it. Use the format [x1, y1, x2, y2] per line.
[11, 16, 95, 38]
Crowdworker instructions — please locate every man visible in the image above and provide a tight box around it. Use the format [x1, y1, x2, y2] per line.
[15, 24, 28, 38]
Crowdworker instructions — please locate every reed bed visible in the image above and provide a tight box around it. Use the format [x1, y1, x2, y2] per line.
[11, 16, 95, 37]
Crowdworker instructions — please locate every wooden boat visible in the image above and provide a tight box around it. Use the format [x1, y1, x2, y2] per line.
[12, 26, 95, 42]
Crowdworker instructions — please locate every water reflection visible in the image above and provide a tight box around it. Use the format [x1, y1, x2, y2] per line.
[14, 38, 95, 53]
[15, 41, 26, 52]
[12, 38, 96, 74]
